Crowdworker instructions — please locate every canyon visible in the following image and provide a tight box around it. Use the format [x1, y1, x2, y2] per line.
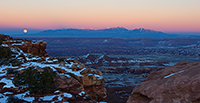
[1, 34, 200, 103]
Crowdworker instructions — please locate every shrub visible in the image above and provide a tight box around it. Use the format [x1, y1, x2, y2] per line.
[18, 53, 26, 58]
[9, 59, 22, 66]
[0, 36, 6, 45]
[7, 68, 17, 74]
[56, 57, 65, 62]
[27, 40, 32, 43]
[38, 54, 42, 57]
[13, 67, 57, 94]
[0, 58, 9, 66]
[6, 95, 21, 103]
[0, 47, 12, 59]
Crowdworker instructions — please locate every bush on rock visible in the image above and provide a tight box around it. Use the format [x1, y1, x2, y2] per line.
[13, 67, 57, 94]
[0, 47, 12, 59]
[0, 36, 6, 45]
[6, 95, 21, 103]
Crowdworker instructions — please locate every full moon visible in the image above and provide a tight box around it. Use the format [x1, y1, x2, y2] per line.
[23, 29, 27, 33]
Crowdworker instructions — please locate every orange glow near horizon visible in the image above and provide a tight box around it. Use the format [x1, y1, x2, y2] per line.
[0, 0, 200, 32]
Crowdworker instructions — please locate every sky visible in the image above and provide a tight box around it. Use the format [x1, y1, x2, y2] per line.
[0, 0, 200, 34]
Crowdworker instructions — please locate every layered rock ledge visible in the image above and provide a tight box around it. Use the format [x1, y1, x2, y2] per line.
[127, 61, 200, 103]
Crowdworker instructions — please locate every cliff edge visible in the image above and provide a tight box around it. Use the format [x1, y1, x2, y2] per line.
[0, 34, 106, 103]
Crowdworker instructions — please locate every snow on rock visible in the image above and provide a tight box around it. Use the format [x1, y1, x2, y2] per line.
[40, 95, 57, 101]
[103, 39, 108, 43]
[164, 70, 186, 78]
[78, 91, 85, 96]
[11, 43, 23, 46]
[3, 92, 13, 95]
[0, 35, 106, 102]
[83, 54, 90, 58]
[54, 90, 60, 93]
[0, 78, 17, 88]
[59, 73, 71, 78]
[1, 44, 8, 47]
[0, 96, 8, 102]
[63, 93, 73, 98]
[14, 91, 35, 102]
[97, 55, 104, 61]
[23, 96, 35, 102]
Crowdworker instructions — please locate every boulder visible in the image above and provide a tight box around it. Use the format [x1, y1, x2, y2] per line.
[54, 75, 84, 92]
[84, 85, 107, 101]
[127, 61, 200, 103]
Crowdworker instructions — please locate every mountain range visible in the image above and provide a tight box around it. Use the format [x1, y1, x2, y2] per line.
[17, 27, 179, 38]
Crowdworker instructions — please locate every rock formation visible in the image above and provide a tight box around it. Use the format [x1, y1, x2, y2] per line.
[0, 35, 106, 102]
[76, 54, 170, 74]
[127, 61, 200, 103]
[74, 53, 171, 103]
[3, 40, 48, 57]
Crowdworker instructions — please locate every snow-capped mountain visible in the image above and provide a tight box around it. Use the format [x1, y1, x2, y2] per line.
[17, 27, 175, 38]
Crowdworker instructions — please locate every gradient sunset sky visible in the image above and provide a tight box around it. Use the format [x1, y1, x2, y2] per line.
[0, 0, 200, 34]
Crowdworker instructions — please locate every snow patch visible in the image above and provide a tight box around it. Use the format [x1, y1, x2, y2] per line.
[78, 91, 85, 96]
[103, 39, 108, 43]
[3, 92, 13, 95]
[23, 96, 35, 102]
[83, 54, 90, 58]
[1, 44, 8, 47]
[15, 91, 34, 102]
[95, 55, 104, 63]
[87, 74, 103, 80]
[63, 93, 72, 98]
[40, 95, 57, 101]
[164, 70, 186, 78]
[60, 73, 71, 78]
[54, 90, 60, 93]
[0, 78, 17, 88]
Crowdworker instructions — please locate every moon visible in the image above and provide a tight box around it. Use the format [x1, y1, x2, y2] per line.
[23, 29, 27, 33]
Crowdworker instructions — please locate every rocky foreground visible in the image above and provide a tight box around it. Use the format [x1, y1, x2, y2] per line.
[127, 61, 200, 103]
[0, 35, 106, 102]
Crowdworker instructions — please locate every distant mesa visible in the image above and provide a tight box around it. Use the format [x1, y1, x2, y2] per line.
[15, 27, 176, 38]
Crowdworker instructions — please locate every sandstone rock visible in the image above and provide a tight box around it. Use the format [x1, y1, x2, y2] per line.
[0, 34, 13, 40]
[82, 75, 97, 86]
[36, 67, 43, 72]
[84, 85, 107, 101]
[127, 61, 200, 103]
[54, 75, 84, 92]
[56, 67, 66, 73]
[4, 40, 48, 57]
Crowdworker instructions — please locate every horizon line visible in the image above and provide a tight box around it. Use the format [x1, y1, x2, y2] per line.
[1, 26, 200, 35]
